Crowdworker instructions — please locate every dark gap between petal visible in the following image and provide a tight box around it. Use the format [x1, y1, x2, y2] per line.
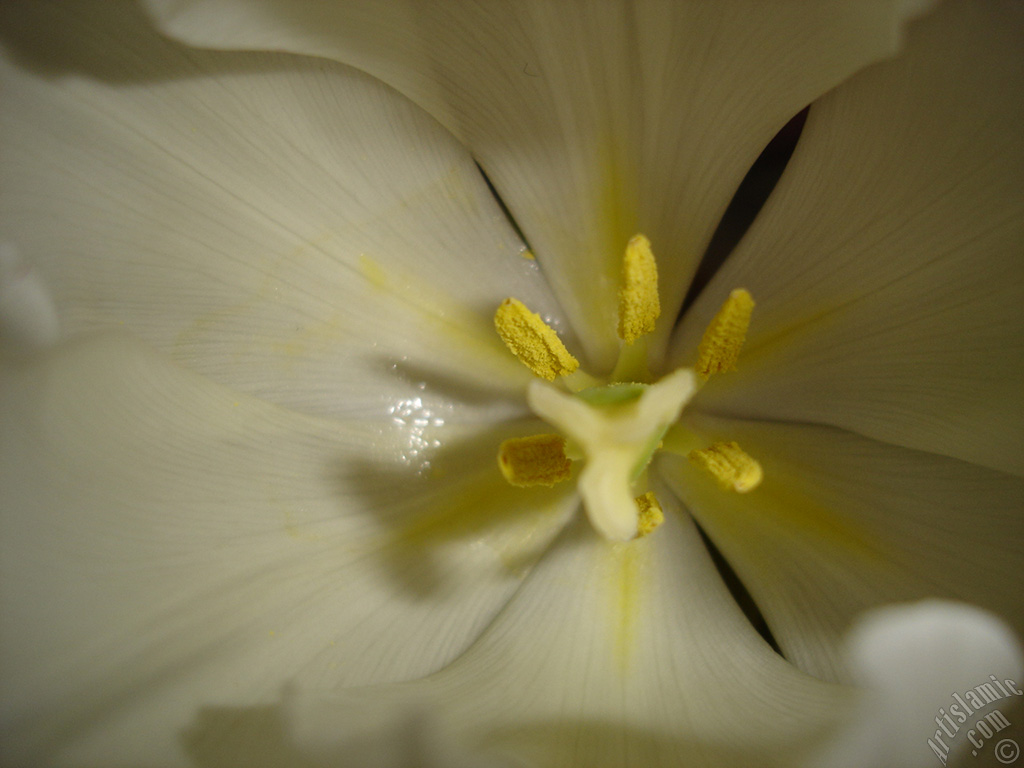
[478, 128, 788, 655]
[476, 160, 534, 255]
[695, 522, 783, 656]
[677, 107, 808, 322]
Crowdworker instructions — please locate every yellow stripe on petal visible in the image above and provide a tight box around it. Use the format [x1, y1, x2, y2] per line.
[498, 434, 572, 487]
[688, 441, 763, 492]
[696, 288, 754, 380]
[634, 491, 664, 537]
[617, 234, 660, 343]
[494, 298, 578, 381]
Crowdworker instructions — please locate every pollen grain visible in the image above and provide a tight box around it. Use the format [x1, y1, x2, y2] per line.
[688, 441, 763, 492]
[498, 434, 573, 487]
[495, 297, 579, 381]
[634, 491, 665, 537]
[617, 234, 661, 343]
[696, 288, 754, 380]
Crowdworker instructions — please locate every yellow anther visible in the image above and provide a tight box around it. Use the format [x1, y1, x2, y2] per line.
[696, 288, 754, 380]
[617, 234, 661, 343]
[634, 491, 665, 537]
[498, 434, 573, 487]
[688, 441, 763, 492]
[494, 298, 579, 381]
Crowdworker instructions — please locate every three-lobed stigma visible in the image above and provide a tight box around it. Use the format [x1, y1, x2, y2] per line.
[527, 368, 696, 540]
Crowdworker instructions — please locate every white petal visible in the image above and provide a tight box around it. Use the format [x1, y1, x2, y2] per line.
[143, 0, 932, 370]
[660, 413, 1024, 683]
[0, 334, 575, 765]
[284, 501, 851, 768]
[671, 0, 1024, 475]
[810, 601, 1023, 768]
[0, 2, 567, 423]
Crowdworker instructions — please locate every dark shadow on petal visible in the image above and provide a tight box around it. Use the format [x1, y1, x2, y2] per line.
[181, 705, 317, 768]
[484, 718, 824, 768]
[0, 1, 275, 84]
[337, 418, 576, 600]
[677, 108, 808, 324]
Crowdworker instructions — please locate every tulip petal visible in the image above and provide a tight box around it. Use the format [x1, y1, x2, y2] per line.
[0, 333, 575, 765]
[0, 1, 569, 423]
[142, 0, 932, 371]
[671, 0, 1024, 475]
[809, 601, 1023, 768]
[282, 499, 851, 768]
[660, 413, 1024, 684]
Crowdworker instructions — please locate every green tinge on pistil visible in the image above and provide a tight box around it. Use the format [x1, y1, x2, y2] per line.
[527, 369, 696, 541]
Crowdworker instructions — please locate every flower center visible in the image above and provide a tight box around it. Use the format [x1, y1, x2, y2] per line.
[527, 368, 695, 540]
[494, 235, 762, 541]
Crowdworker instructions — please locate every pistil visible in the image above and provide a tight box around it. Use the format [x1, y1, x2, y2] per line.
[528, 369, 696, 541]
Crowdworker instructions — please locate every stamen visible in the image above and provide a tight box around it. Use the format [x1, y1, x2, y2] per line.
[617, 234, 660, 343]
[498, 434, 572, 487]
[635, 491, 664, 537]
[494, 298, 579, 381]
[688, 441, 763, 492]
[696, 288, 753, 380]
